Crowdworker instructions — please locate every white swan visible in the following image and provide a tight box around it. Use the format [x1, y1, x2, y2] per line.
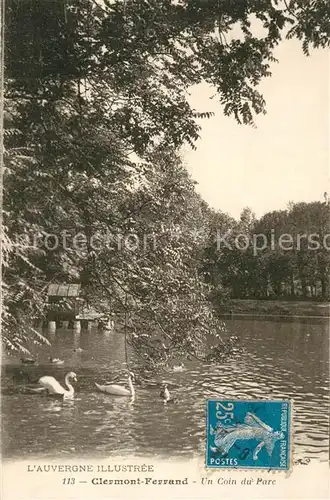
[95, 372, 135, 397]
[38, 371, 77, 399]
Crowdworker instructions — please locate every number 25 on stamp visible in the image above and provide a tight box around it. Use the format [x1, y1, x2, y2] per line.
[206, 399, 291, 470]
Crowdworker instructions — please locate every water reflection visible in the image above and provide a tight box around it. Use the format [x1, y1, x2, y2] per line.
[2, 319, 329, 461]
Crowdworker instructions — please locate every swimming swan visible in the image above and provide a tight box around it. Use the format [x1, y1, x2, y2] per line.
[160, 383, 177, 404]
[95, 372, 135, 397]
[49, 357, 64, 365]
[38, 372, 77, 399]
[160, 383, 170, 402]
[21, 357, 36, 365]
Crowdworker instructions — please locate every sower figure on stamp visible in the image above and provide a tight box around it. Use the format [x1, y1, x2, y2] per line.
[210, 412, 284, 460]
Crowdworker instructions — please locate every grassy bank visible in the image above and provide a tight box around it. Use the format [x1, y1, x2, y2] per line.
[218, 299, 330, 318]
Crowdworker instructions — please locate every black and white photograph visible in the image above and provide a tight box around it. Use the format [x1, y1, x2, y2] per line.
[1, 1, 329, 499]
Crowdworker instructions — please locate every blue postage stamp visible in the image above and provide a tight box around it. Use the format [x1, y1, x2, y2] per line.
[206, 399, 291, 470]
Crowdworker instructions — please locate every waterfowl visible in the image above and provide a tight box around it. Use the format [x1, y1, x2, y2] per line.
[172, 363, 185, 372]
[20, 357, 36, 365]
[294, 458, 310, 466]
[38, 371, 77, 399]
[49, 357, 64, 365]
[95, 372, 135, 397]
[73, 348, 83, 353]
[25, 386, 48, 394]
[160, 383, 177, 404]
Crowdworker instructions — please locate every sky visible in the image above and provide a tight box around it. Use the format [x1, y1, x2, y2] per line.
[183, 39, 329, 220]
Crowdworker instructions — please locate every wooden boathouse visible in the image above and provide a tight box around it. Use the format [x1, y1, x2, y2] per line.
[46, 283, 113, 332]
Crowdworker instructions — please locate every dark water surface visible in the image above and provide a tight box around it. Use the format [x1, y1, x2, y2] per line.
[2, 319, 329, 461]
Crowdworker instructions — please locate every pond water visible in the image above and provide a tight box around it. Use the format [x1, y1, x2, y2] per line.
[2, 318, 329, 462]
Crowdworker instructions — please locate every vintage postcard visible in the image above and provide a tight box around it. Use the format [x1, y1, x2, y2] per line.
[1, 1, 329, 499]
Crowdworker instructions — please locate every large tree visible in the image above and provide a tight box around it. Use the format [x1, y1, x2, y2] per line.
[5, 0, 330, 141]
[3, 0, 329, 356]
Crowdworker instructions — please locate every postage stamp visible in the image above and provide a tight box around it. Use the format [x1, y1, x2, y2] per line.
[206, 399, 291, 470]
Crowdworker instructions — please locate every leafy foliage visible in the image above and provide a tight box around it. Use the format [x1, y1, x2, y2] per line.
[203, 202, 330, 302]
[3, 0, 329, 359]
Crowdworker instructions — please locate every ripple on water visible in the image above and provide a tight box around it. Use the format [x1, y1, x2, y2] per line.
[1, 319, 329, 461]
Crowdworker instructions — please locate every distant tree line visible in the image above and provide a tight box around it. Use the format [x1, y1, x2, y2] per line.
[202, 202, 330, 303]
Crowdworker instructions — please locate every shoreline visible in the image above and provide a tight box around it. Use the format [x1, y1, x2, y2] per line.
[217, 299, 330, 319]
